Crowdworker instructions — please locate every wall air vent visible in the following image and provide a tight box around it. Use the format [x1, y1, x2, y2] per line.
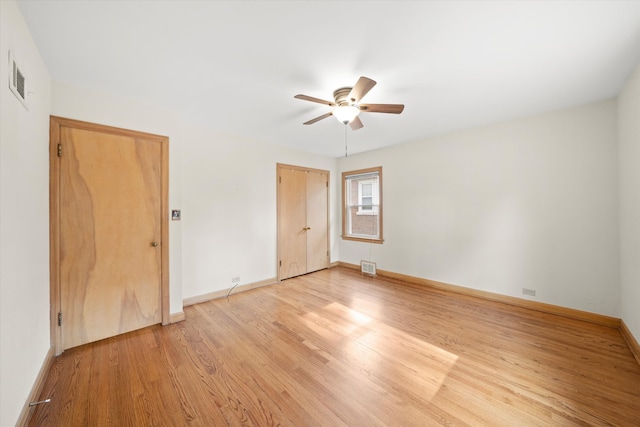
[9, 51, 28, 109]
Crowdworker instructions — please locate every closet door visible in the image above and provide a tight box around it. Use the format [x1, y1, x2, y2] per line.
[278, 168, 308, 279]
[277, 164, 329, 280]
[306, 171, 329, 273]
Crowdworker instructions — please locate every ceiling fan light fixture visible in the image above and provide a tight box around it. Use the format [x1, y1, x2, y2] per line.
[332, 105, 360, 124]
[296, 76, 403, 129]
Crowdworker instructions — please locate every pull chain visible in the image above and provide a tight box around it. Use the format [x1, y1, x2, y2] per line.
[344, 124, 348, 157]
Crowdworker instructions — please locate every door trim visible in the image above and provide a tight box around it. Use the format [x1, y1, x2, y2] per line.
[276, 163, 330, 281]
[49, 116, 170, 355]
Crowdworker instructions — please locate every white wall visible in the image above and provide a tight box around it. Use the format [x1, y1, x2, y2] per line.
[0, 1, 52, 425]
[180, 125, 338, 299]
[618, 64, 640, 340]
[339, 100, 620, 317]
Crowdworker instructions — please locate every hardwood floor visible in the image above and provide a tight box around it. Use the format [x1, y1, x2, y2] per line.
[29, 267, 640, 426]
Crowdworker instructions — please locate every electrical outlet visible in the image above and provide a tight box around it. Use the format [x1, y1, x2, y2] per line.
[522, 288, 536, 297]
[232, 277, 240, 284]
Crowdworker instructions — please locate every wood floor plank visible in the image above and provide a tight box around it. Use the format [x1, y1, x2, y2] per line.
[28, 267, 640, 426]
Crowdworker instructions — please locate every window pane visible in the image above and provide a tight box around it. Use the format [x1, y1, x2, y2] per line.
[342, 166, 382, 243]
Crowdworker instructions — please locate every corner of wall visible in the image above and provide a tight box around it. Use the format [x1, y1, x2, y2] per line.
[618, 61, 640, 345]
[0, 1, 53, 425]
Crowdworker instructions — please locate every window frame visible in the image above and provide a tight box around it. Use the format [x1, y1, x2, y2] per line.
[342, 166, 383, 244]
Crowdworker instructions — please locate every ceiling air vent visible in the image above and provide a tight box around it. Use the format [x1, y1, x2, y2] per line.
[9, 51, 28, 109]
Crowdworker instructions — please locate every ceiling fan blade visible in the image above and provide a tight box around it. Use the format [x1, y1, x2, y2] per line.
[294, 94, 336, 106]
[359, 103, 405, 114]
[348, 76, 376, 103]
[349, 116, 364, 130]
[303, 112, 333, 125]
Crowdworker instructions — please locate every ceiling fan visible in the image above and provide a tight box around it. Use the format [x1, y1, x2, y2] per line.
[294, 76, 404, 130]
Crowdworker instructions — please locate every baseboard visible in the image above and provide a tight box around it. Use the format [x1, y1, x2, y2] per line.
[16, 347, 55, 427]
[337, 262, 621, 328]
[620, 320, 640, 366]
[183, 277, 278, 307]
[169, 311, 186, 323]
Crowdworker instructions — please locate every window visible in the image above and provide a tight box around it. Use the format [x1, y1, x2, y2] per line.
[357, 180, 378, 215]
[342, 166, 383, 243]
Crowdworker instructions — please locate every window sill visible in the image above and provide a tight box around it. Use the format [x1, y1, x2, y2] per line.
[342, 235, 384, 244]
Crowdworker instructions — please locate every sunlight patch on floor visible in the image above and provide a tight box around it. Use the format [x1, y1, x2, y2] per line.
[300, 301, 459, 401]
[325, 301, 373, 333]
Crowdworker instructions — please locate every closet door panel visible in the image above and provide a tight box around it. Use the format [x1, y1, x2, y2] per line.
[306, 171, 329, 273]
[278, 168, 307, 280]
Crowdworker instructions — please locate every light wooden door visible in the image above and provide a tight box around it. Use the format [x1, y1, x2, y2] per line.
[50, 117, 169, 352]
[279, 168, 308, 279]
[306, 171, 329, 272]
[277, 164, 329, 280]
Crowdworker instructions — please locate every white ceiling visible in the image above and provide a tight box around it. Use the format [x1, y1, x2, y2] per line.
[17, 1, 640, 158]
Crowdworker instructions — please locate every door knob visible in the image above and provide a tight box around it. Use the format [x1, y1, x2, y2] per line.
[303, 227, 311, 231]
[151, 241, 159, 247]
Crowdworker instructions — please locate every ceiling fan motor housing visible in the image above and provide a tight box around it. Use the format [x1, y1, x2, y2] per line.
[333, 87, 355, 106]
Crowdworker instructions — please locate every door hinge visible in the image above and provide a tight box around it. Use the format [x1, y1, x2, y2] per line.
[279, 176, 281, 183]
[57, 144, 62, 157]
[326, 181, 328, 187]
[57, 312, 62, 326]
[279, 260, 282, 267]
